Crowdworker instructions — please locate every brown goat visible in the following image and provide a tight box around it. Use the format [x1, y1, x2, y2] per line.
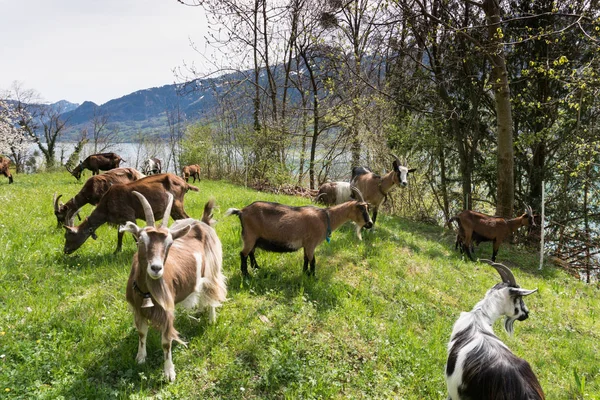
[53, 167, 145, 227]
[66, 152, 125, 180]
[182, 164, 200, 183]
[447, 205, 535, 262]
[63, 173, 198, 254]
[0, 156, 13, 184]
[120, 192, 226, 382]
[225, 193, 373, 276]
[350, 154, 416, 226]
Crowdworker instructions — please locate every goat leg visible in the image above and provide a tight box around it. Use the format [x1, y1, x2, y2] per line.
[162, 335, 176, 382]
[303, 254, 310, 274]
[464, 242, 475, 261]
[240, 252, 250, 277]
[115, 229, 125, 253]
[372, 208, 378, 226]
[249, 251, 259, 269]
[309, 256, 316, 276]
[134, 311, 148, 364]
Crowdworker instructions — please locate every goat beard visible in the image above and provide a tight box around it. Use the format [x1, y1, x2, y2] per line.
[504, 316, 517, 336]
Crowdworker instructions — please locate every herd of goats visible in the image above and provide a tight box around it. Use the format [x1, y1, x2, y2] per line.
[1, 151, 544, 398]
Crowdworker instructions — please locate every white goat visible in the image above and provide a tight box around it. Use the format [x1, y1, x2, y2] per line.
[119, 191, 227, 382]
[446, 260, 544, 399]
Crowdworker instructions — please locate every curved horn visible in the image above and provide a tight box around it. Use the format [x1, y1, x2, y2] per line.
[525, 204, 533, 216]
[480, 259, 517, 286]
[132, 191, 155, 227]
[53, 193, 63, 212]
[390, 153, 401, 165]
[161, 192, 174, 228]
[314, 192, 326, 203]
[350, 186, 365, 203]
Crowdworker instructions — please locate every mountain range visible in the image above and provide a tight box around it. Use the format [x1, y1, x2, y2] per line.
[58, 77, 227, 140]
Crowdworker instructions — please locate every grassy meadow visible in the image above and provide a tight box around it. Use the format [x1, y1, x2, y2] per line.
[0, 172, 598, 399]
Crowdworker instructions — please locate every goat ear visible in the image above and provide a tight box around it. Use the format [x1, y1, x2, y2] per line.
[170, 224, 192, 241]
[408, 168, 417, 173]
[87, 227, 98, 240]
[119, 221, 141, 237]
[509, 288, 538, 297]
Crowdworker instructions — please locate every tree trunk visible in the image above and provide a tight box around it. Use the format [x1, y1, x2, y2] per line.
[482, 0, 514, 218]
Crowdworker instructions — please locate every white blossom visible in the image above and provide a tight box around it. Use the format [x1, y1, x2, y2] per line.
[0, 99, 32, 156]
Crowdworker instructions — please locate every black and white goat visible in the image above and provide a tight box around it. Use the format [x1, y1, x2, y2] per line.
[350, 154, 416, 226]
[119, 191, 227, 382]
[446, 260, 544, 400]
[225, 189, 373, 277]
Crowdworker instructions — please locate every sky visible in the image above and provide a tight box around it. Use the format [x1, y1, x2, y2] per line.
[0, 0, 212, 105]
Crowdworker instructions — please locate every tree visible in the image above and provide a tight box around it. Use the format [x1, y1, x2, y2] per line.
[0, 98, 32, 172]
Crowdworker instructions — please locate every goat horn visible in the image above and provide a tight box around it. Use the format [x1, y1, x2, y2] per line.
[53, 193, 62, 212]
[480, 259, 517, 286]
[132, 191, 155, 227]
[350, 186, 365, 203]
[525, 204, 533, 216]
[390, 153, 401, 165]
[161, 192, 174, 228]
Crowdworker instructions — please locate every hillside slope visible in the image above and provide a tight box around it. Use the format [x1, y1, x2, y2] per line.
[0, 173, 597, 399]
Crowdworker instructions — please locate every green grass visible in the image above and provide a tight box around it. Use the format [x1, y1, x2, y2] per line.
[0, 172, 598, 399]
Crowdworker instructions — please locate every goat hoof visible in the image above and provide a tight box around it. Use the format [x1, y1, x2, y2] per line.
[135, 353, 146, 364]
[164, 368, 176, 382]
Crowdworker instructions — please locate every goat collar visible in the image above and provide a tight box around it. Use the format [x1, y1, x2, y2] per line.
[324, 210, 332, 243]
[133, 281, 154, 308]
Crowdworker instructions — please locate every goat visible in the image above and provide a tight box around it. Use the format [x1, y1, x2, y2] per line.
[0, 156, 13, 184]
[182, 164, 201, 183]
[446, 260, 543, 399]
[63, 173, 198, 254]
[447, 206, 535, 262]
[350, 154, 416, 226]
[141, 157, 162, 175]
[315, 181, 352, 206]
[120, 191, 226, 382]
[53, 167, 145, 228]
[66, 152, 125, 180]
[225, 189, 373, 277]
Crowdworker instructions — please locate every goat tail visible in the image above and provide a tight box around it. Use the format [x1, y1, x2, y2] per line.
[202, 198, 216, 226]
[224, 208, 241, 217]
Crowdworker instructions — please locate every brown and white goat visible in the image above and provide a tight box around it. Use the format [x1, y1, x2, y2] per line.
[66, 152, 125, 180]
[225, 191, 373, 277]
[63, 173, 198, 254]
[446, 260, 543, 399]
[182, 164, 201, 183]
[120, 191, 226, 382]
[53, 167, 145, 227]
[350, 154, 416, 226]
[315, 181, 352, 206]
[447, 205, 535, 262]
[0, 156, 13, 184]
